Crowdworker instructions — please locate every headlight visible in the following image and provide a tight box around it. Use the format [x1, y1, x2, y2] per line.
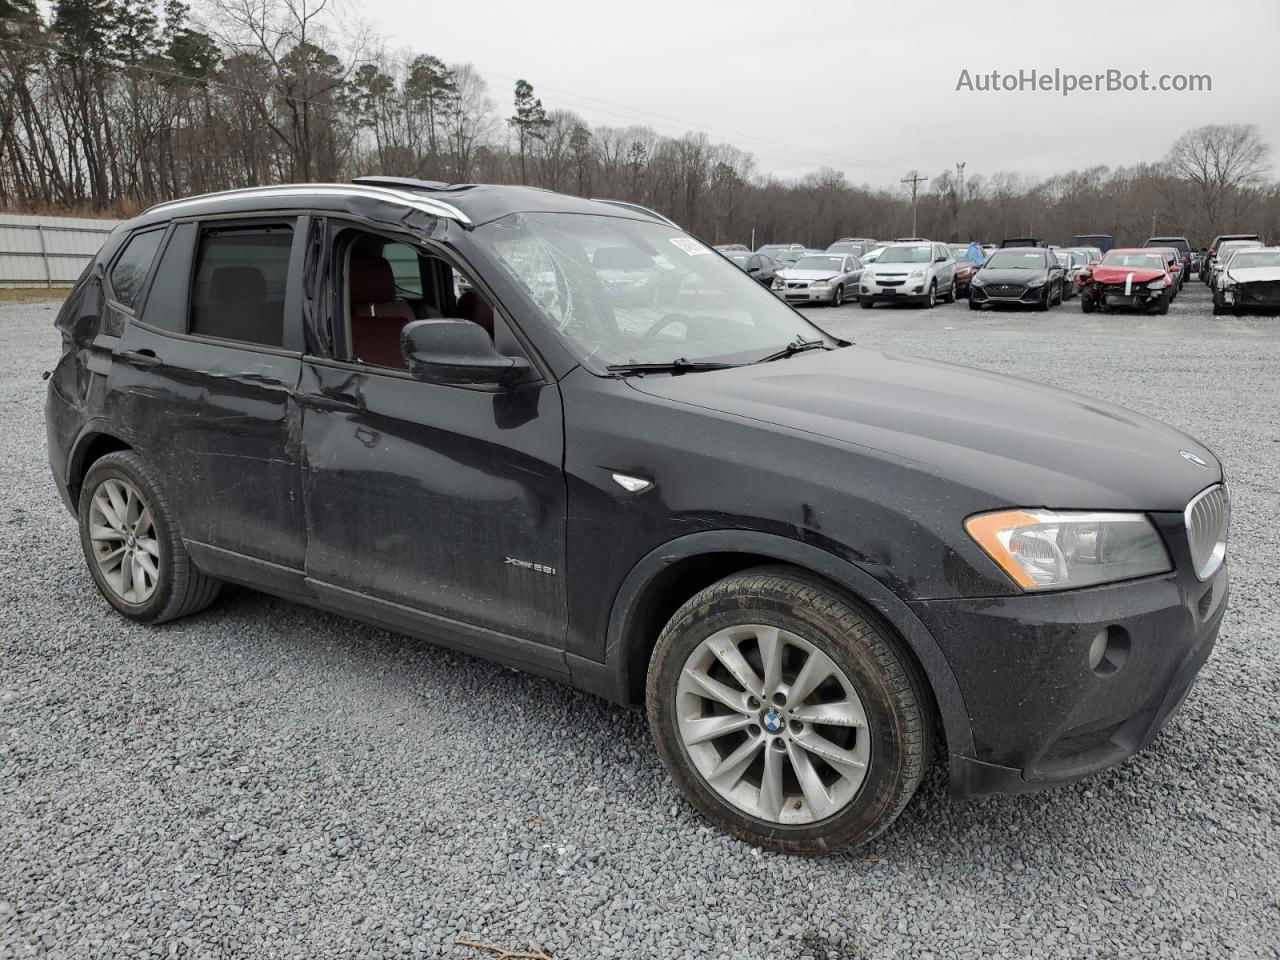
[970, 275, 985, 287]
[908, 269, 925, 280]
[812, 280, 831, 289]
[1220, 275, 1235, 288]
[771, 279, 784, 290]
[1025, 276, 1046, 288]
[1147, 278, 1167, 290]
[965, 509, 1171, 591]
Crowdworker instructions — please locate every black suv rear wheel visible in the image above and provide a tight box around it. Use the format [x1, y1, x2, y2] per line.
[646, 566, 932, 853]
[78, 451, 221, 624]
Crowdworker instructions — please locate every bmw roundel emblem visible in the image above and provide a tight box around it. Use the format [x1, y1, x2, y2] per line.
[1180, 450, 1209, 468]
[763, 709, 785, 733]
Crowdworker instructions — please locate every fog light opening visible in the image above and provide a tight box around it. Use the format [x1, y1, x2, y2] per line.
[1088, 626, 1130, 677]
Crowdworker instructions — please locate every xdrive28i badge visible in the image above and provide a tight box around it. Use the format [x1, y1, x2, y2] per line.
[1180, 450, 1209, 467]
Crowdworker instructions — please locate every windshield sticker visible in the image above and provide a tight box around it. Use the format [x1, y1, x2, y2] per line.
[669, 237, 710, 257]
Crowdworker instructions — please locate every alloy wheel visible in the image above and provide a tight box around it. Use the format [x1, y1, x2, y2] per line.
[88, 477, 161, 603]
[675, 624, 871, 824]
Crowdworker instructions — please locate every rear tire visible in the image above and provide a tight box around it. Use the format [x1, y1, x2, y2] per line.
[77, 451, 222, 624]
[646, 566, 933, 854]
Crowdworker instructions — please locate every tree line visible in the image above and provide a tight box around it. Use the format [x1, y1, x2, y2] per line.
[2, 0, 1278, 247]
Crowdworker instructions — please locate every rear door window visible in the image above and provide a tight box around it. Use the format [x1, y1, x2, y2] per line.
[108, 228, 165, 311]
[190, 223, 294, 348]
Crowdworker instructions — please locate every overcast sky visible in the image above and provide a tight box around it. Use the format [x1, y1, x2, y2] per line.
[355, 0, 1280, 190]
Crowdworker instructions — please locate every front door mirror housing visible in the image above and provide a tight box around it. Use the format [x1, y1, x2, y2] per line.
[400, 319, 530, 387]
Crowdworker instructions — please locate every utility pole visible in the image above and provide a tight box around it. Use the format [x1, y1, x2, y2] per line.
[901, 170, 928, 237]
[955, 161, 966, 239]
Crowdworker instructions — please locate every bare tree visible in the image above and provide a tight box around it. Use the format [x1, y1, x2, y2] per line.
[1165, 124, 1271, 235]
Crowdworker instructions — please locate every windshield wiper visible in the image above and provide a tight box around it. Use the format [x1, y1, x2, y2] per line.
[606, 358, 738, 376]
[756, 337, 833, 363]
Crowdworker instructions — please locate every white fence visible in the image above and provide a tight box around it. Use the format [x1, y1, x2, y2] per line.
[0, 213, 120, 288]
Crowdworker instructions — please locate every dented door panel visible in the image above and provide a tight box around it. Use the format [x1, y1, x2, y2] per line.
[298, 360, 568, 653]
[106, 325, 307, 568]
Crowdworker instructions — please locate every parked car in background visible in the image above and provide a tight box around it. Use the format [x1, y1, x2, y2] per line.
[860, 245, 887, 265]
[1207, 237, 1264, 289]
[775, 249, 809, 267]
[1146, 236, 1194, 283]
[1214, 246, 1280, 315]
[1055, 250, 1086, 299]
[756, 243, 804, 261]
[1062, 246, 1103, 265]
[772, 252, 863, 306]
[826, 239, 871, 257]
[1078, 249, 1173, 314]
[980, 243, 997, 258]
[1153, 247, 1184, 295]
[1071, 234, 1115, 254]
[1000, 237, 1046, 248]
[714, 243, 750, 253]
[1202, 234, 1263, 282]
[949, 243, 985, 297]
[724, 250, 780, 287]
[859, 241, 956, 308]
[968, 247, 1065, 311]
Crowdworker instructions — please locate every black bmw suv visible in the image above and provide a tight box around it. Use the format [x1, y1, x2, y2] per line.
[46, 180, 1229, 853]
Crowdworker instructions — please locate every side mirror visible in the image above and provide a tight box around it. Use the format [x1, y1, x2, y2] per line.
[400, 319, 530, 387]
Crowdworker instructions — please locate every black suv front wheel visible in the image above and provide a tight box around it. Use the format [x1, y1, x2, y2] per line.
[646, 567, 932, 853]
[78, 451, 222, 624]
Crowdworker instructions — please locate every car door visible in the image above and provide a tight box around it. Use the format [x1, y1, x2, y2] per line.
[107, 216, 309, 574]
[934, 244, 955, 290]
[296, 225, 568, 676]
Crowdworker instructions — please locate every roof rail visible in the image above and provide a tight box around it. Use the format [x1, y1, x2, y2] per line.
[144, 182, 471, 225]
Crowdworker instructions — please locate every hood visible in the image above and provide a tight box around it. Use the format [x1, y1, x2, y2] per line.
[1227, 266, 1280, 282]
[624, 346, 1219, 512]
[777, 268, 840, 281]
[1089, 265, 1167, 284]
[975, 267, 1046, 284]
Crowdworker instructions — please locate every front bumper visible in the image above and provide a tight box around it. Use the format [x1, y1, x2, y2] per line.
[774, 283, 839, 304]
[1082, 283, 1166, 310]
[969, 283, 1048, 306]
[1221, 281, 1280, 308]
[860, 277, 928, 303]
[910, 512, 1227, 798]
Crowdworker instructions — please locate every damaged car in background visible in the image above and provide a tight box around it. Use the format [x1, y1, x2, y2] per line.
[771, 252, 863, 305]
[46, 179, 1230, 854]
[1078, 249, 1173, 314]
[1214, 247, 1280, 315]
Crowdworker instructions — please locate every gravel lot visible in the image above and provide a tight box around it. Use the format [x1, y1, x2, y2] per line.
[2, 284, 1278, 960]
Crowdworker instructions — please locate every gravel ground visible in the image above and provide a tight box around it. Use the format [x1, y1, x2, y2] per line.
[2, 283, 1278, 960]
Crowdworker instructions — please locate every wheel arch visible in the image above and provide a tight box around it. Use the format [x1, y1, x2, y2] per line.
[66, 425, 134, 511]
[584, 529, 974, 758]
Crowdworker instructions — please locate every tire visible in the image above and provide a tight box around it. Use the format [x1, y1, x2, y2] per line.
[1156, 291, 1170, 315]
[1212, 292, 1226, 316]
[1082, 297, 1096, 314]
[860, 297, 873, 310]
[968, 298, 981, 311]
[1051, 280, 1063, 306]
[645, 566, 933, 854]
[1035, 289, 1050, 312]
[922, 282, 936, 309]
[832, 284, 844, 306]
[77, 450, 222, 624]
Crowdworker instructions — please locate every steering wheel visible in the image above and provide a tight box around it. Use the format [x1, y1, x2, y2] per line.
[643, 312, 697, 340]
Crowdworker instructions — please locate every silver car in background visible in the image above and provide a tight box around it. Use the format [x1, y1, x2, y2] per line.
[1056, 249, 1086, 299]
[771, 252, 864, 305]
[859, 241, 957, 307]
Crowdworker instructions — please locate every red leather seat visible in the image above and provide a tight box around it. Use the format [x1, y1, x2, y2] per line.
[456, 290, 494, 339]
[350, 255, 414, 368]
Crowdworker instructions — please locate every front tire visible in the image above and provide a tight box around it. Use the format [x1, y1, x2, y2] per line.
[922, 282, 936, 309]
[646, 567, 932, 854]
[860, 297, 874, 309]
[78, 451, 222, 624]
[832, 284, 844, 306]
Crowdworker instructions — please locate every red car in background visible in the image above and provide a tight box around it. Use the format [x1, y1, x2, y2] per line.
[1078, 248, 1174, 314]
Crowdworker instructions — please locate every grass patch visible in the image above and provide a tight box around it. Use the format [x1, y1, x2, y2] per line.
[0, 287, 71, 303]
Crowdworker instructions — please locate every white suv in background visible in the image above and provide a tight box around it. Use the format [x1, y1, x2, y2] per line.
[860, 241, 957, 308]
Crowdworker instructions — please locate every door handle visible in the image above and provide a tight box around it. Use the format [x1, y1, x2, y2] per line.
[299, 390, 363, 414]
[118, 348, 161, 368]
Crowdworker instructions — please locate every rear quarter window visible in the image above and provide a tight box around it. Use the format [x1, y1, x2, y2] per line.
[108, 228, 166, 311]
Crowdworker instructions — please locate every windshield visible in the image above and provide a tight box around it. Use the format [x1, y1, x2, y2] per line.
[472, 212, 829, 369]
[1102, 252, 1165, 268]
[826, 242, 862, 255]
[1228, 251, 1280, 269]
[984, 251, 1046, 269]
[877, 245, 931, 264]
[793, 256, 844, 271]
[1220, 242, 1261, 260]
